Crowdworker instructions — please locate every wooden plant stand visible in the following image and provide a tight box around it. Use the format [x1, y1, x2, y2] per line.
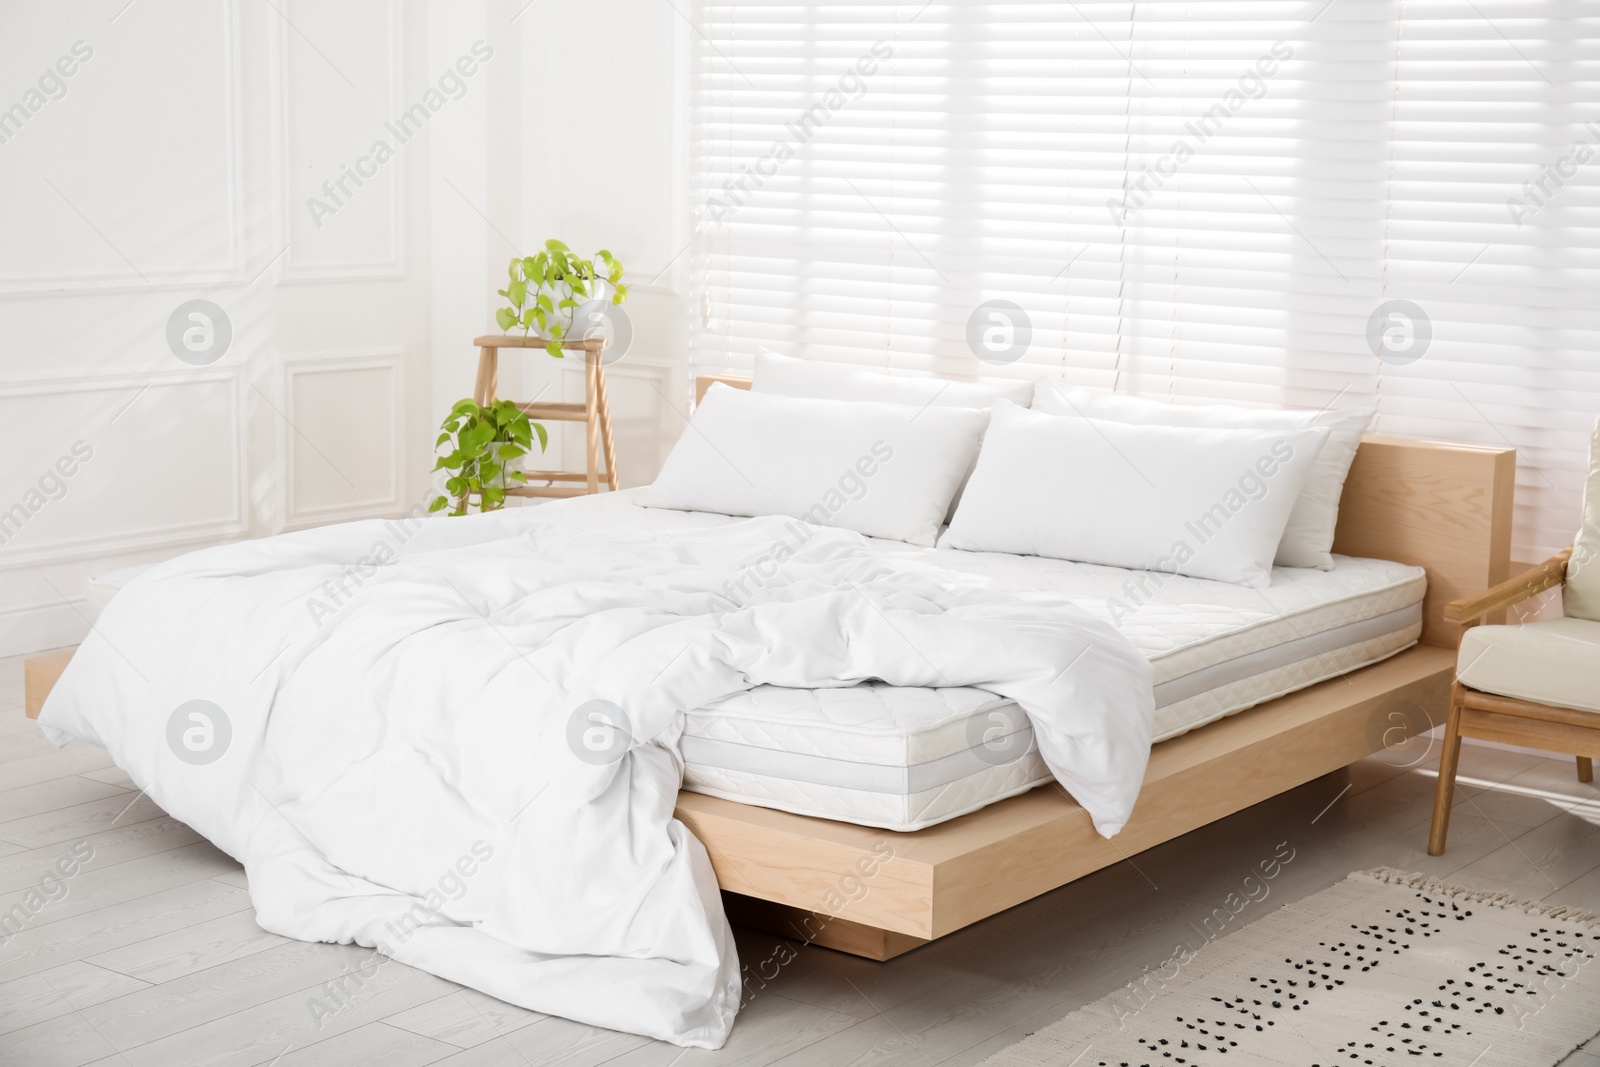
[472, 334, 618, 497]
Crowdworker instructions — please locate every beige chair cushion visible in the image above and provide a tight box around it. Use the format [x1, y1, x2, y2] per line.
[1457, 617, 1600, 713]
[1565, 416, 1600, 622]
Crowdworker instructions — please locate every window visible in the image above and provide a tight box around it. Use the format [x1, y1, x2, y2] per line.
[689, 1, 1600, 559]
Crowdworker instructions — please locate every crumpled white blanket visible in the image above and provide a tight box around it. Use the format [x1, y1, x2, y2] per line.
[38, 492, 1153, 1048]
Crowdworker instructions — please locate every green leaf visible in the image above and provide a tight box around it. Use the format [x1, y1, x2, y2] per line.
[508, 280, 527, 306]
[429, 495, 449, 513]
[536, 293, 554, 313]
[545, 237, 570, 252]
[445, 476, 466, 494]
[462, 422, 496, 454]
[510, 470, 528, 483]
[613, 283, 628, 303]
[522, 308, 537, 328]
[532, 421, 549, 451]
[558, 298, 579, 309]
[498, 443, 523, 460]
[495, 307, 516, 331]
[435, 430, 451, 446]
[546, 340, 564, 358]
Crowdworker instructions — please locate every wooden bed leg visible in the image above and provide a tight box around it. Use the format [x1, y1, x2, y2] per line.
[720, 893, 928, 962]
[1428, 683, 1467, 856]
[1579, 756, 1594, 783]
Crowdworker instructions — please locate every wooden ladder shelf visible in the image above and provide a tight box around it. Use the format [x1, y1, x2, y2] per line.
[472, 334, 618, 498]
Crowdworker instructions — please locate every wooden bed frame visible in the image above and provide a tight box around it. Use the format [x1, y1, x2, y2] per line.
[22, 378, 1516, 962]
[680, 374, 1514, 958]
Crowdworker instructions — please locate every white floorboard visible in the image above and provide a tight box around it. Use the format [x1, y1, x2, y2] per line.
[2, 652, 1597, 1066]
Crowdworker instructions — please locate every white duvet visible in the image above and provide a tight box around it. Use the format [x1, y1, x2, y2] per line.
[38, 492, 1154, 1048]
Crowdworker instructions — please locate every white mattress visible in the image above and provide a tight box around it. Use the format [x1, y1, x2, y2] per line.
[679, 543, 1426, 831]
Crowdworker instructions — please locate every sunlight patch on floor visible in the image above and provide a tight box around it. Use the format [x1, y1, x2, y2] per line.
[1414, 769, 1600, 825]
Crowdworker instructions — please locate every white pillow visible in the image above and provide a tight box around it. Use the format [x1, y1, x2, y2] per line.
[943, 402, 1332, 588]
[1032, 383, 1374, 570]
[644, 384, 988, 546]
[755, 350, 1035, 409]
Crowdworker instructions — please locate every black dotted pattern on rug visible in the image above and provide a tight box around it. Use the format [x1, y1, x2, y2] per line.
[1091, 890, 1598, 1067]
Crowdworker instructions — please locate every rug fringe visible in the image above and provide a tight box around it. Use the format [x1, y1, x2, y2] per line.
[1353, 867, 1599, 925]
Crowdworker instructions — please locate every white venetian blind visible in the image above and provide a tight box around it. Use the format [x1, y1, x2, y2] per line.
[689, 0, 1600, 560]
[1371, 1, 1600, 562]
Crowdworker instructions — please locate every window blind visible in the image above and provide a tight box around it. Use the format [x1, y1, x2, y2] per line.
[689, 1, 1600, 560]
[1371, 1, 1600, 564]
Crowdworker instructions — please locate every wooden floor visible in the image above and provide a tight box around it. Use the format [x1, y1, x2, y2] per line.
[2, 652, 1598, 1067]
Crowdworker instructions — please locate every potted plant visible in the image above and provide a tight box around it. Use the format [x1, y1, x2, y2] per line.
[429, 240, 628, 516]
[428, 398, 546, 515]
[495, 239, 628, 358]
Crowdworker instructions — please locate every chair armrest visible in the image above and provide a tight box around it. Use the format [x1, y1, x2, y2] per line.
[1443, 547, 1573, 624]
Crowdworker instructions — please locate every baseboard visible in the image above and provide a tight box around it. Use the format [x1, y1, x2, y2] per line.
[0, 598, 90, 659]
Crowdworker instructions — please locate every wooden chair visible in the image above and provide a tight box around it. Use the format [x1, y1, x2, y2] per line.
[1428, 545, 1600, 854]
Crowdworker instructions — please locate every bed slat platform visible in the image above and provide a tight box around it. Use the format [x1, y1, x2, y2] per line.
[683, 373, 1514, 959]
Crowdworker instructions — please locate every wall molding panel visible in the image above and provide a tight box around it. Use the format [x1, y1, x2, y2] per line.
[0, 0, 248, 297]
[279, 349, 406, 529]
[0, 365, 249, 572]
[271, 0, 408, 284]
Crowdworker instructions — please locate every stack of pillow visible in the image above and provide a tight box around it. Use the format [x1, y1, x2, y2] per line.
[644, 351, 1375, 589]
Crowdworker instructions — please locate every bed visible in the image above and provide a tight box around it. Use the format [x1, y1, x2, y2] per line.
[19, 377, 1515, 1041]
[670, 373, 1514, 960]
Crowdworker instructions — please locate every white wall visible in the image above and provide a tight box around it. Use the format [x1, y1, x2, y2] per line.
[0, 0, 689, 656]
[425, 0, 691, 489]
[505, 0, 688, 483]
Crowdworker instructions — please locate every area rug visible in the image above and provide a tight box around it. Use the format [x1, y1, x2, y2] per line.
[979, 869, 1600, 1067]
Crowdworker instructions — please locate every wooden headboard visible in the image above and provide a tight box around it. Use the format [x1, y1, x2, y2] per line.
[1332, 435, 1514, 648]
[692, 374, 1515, 649]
